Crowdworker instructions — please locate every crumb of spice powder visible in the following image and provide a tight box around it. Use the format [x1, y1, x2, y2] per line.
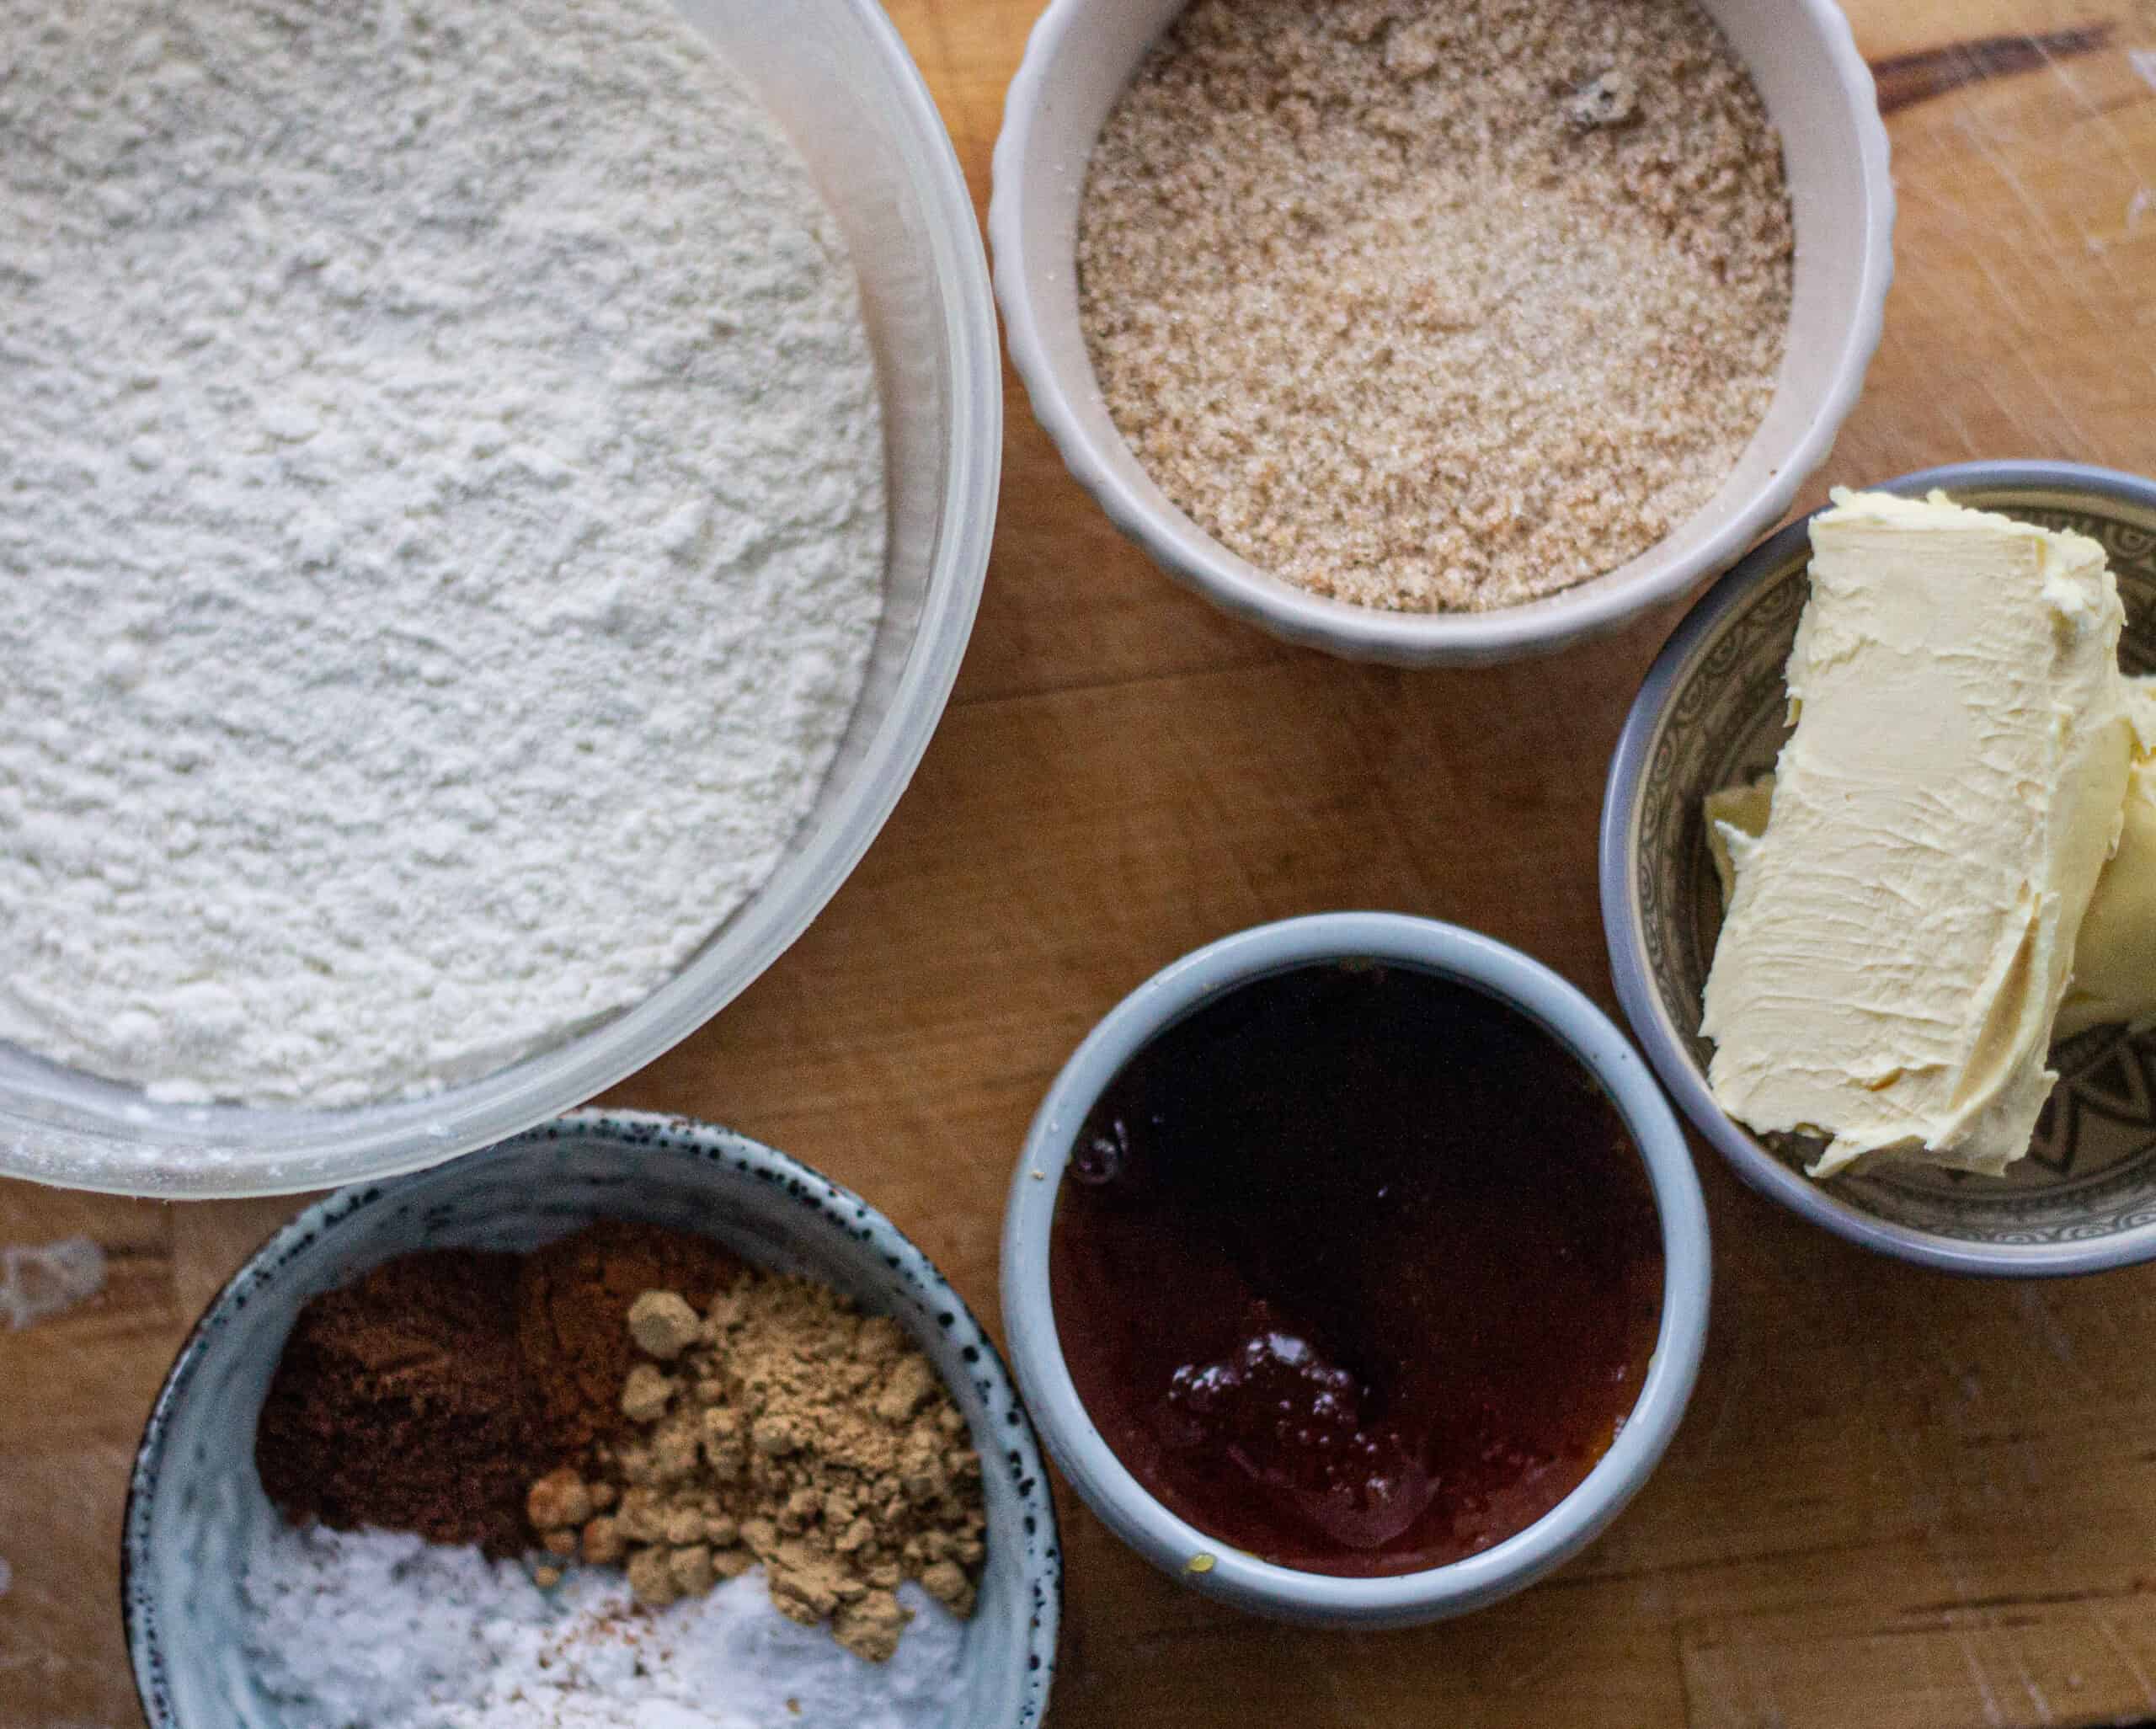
[527, 1275, 988, 1662]
[1075, 0, 1794, 612]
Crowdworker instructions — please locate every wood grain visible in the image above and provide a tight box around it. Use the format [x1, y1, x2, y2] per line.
[7, 4, 2156, 1726]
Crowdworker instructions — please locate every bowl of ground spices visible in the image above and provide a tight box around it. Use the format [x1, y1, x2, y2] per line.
[121, 1112, 1058, 1729]
[990, 0, 1892, 664]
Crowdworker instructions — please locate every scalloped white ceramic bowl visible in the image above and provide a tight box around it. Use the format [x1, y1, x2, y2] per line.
[3, 2, 1001, 1198]
[990, 0, 1893, 666]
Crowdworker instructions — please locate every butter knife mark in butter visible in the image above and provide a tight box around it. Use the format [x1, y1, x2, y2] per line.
[1699, 489, 2135, 1179]
[1715, 680, 2156, 1046]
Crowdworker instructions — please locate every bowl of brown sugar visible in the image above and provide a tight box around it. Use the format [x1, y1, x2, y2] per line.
[990, 0, 1893, 664]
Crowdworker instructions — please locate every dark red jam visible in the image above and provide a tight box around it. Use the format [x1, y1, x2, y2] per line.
[1049, 961, 1665, 1577]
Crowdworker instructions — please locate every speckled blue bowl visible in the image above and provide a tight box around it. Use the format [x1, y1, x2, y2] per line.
[122, 1111, 1059, 1728]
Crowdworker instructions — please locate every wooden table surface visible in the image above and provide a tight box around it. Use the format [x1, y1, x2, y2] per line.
[8, 3, 2156, 1726]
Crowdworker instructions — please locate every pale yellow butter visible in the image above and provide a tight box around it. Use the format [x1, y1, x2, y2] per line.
[1700, 489, 2136, 1178]
[2058, 684, 2156, 1036]
[1712, 705, 2156, 1038]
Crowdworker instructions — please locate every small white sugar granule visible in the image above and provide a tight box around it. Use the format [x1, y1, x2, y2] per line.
[239, 1525, 970, 1729]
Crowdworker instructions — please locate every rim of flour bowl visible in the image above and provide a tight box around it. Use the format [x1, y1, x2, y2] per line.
[0, 0, 1001, 1198]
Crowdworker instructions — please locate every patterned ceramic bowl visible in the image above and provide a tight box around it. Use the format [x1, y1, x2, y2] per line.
[1602, 461, 2156, 1275]
[122, 1111, 1059, 1728]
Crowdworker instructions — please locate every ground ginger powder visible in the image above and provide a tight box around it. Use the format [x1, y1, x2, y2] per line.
[528, 1273, 987, 1662]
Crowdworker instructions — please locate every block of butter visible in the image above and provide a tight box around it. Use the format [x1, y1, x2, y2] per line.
[2058, 684, 2156, 1037]
[1700, 489, 2136, 1178]
[1708, 686, 2156, 1038]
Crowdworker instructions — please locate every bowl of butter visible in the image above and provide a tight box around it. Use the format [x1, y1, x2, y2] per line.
[1602, 461, 2156, 1273]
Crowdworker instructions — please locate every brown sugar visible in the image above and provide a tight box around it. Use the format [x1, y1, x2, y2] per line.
[1075, 0, 1794, 612]
[253, 1249, 547, 1556]
[531, 1273, 988, 1662]
[516, 1219, 747, 1454]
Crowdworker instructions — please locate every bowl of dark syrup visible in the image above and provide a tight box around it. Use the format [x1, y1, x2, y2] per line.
[1000, 913, 1710, 1627]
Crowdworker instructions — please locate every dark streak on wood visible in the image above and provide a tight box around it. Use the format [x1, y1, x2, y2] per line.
[1870, 23, 2115, 115]
[1899, 1586, 2156, 1615]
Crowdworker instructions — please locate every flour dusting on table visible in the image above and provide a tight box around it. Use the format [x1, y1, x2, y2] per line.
[0, 1235, 108, 1329]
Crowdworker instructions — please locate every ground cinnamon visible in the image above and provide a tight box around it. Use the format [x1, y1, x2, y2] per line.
[254, 1223, 745, 1553]
[254, 1249, 546, 1555]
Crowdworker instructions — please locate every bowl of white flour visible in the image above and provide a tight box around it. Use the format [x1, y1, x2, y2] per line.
[0, 0, 999, 1193]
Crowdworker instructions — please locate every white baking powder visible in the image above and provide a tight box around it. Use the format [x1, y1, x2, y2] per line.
[240, 1525, 970, 1729]
[0, 0, 884, 1105]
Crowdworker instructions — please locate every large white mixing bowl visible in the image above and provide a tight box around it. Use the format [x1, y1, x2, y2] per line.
[2, 0, 1000, 1197]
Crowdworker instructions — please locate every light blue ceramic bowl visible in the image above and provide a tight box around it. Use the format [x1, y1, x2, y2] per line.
[123, 1111, 1059, 1728]
[1000, 913, 1710, 1627]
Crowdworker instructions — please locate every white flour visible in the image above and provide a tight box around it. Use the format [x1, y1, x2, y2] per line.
[240, 1525, 969, 1729]
[0, 0, 884, 1105]
[0, 1234, 108, 1329]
